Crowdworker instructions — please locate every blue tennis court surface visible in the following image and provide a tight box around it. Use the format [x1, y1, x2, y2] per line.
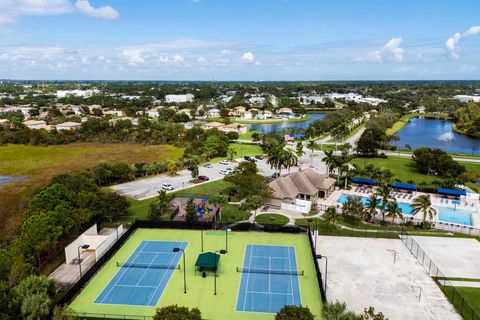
[95, 240, 187, 306]
[236, 244, 301, 313]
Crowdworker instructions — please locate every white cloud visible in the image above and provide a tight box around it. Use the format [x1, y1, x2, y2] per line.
[121, 48, 144, 65]
[445, 26, 480, 59]
[464, 26, 480, 36]
[0, 0, 73, 24]
[240, 52, 255, 62]
[75, 0, 119, 20]
[221, 49, 232, 55]
[173, 54, 184, 62]
[197, 56, 208, 63]
[354, 37, 404, 63]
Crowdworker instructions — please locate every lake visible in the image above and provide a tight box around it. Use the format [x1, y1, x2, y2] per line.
[0, 175, 28, 186]
[246, 113, 326, 135]
[394, 117, 480, 155]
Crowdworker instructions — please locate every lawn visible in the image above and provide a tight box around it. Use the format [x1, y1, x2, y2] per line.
[239, 130, 262, 141]
[442, 286, 480, 319]
[256, 213, 290, 225]
[350, 156, 480, 188]
[211, 143, 263, 162]
[223, 204, 250, 222]
[68, 228, 323, 320]
[0, 143, 182, 239]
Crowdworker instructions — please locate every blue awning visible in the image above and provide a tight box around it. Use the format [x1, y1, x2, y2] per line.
[391, 182, 417, 191]
[437, 188, 466, 197]
[352, 177, 378, 185]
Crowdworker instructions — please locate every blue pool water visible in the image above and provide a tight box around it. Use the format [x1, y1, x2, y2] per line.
[335, 193, 474, 226]
[336, 194, 414, 215]
[436, 207, 473, 226]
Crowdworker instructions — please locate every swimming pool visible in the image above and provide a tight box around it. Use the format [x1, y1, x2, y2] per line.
[336, 194, 414, 215]
[335, 193, 474, 226]
[434, 206, 474, 226]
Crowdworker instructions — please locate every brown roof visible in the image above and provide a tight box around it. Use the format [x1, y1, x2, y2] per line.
[268, 168, 335, 200]
[204, 122, 225, 127]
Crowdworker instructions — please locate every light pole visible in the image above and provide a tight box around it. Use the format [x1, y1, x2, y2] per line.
[214, 250, 227, 295]
[225, 224, 230, 253]
[173, 247, 186, 294]
[308, 218, 318, 252]
[317, 254, 328, 296]
[200, 227, 204, 252]
[77, 244, 90, 278]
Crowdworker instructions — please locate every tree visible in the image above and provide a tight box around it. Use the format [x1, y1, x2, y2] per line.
[185, 198, 197, 223]
[153, 305, 202, 320]
[275, 305, 315, 320]
[307, 140, 316, 166]
[189, 164, 199, 180]
[14, 275, 55, 320]
[149, 190, 174, 220]
[386, 200, 403, 224]
[322, 207, 340, 232]
[412, 194, 436, 223]
[375, 184, 393, 221]
[365, 194, 379, 221]
[227, 147, 238, 161]
[209, 195, 228, 227]
[225, 162, 271, 199]
[322, 150, 337, 176]
[296, 141, 304, 158]
[240, 195, 265, 225]
[412, 148, 465, 178]
[341, 196, 365, 222]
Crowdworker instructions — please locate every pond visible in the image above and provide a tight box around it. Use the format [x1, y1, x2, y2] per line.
[394, 117, 480, 155]
[246, 113, 325, 135]
[0, 175, 28, 187]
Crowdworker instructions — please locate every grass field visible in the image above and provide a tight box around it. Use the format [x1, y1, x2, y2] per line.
[69, 228, 323, 320]
[0, 143, 182, 239]
[350, 156, 480, 187]
[256, 213, 290, 225]
[239, 130, 262, 141]
[443, 286, 480, 319]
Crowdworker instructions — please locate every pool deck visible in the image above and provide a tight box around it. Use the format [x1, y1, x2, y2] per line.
[320, 188, 480, 228]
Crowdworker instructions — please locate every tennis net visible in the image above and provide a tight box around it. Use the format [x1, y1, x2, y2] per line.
[116, 261, 180, 270]
[236, 267, 304, 276]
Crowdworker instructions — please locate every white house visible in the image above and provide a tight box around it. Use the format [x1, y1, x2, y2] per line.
[207, 108, 221, 118]
[306, 96, 325, 104]
[278, 107, 294, 117]
[23, 120, 47, 129]
[56, 122, 82, 131]
[0, 106, 34, 119]
[56, 89, 99, 98]
[146, 108, 160, 117]
[103, 110, 125, 117]
[455, 95, 480, 103]
[165, 94, 194, 103]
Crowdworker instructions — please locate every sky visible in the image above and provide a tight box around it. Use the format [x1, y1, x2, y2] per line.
[0, 0, 479, 81]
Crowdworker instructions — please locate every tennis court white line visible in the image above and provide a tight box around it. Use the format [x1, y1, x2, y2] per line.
[246, 290, 292, 296]
[146, 243, 184, 306]
[114, 284, 157, 288]
[251, 255, 289, 260]
[138, 250, 178, 255]
[96, 241, 148, 304]
[287, 246, 295, 302]
[242, 244, 254, 311]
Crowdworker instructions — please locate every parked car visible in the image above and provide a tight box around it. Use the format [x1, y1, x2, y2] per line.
[225, 167, 234, 173]
[198, 175, 209, 181]
[204, 163, 213, 168]
[244, 156, 255, 162]
[255, 155, 263, 160]
[219, 160, 229, 165]
[219, 169, 229, 175]
[271, 172, 280, 179]
[161, 183, 174, 191]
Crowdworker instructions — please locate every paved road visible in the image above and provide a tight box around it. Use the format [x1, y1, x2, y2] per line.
[385, 151, 480, 163]
[111, 161, 239, 200]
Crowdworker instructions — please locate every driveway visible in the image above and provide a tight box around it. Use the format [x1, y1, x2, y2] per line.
[111, 160, 239, 200]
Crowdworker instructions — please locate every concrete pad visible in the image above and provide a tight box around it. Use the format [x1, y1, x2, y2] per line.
[411, 236, 480, 279]
[316, 236, 461, 320]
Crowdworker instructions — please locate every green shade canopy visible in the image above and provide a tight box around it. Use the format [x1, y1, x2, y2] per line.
[195, 252, 220, 270]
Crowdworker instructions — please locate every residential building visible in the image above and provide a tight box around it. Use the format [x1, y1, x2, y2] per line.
[0, 119, 9, 126]
[56, 89, 99, 98]
[109, 117, 138, 126]
[0, 106, 34, 119]
[23, 120, 47, 129]
[165, 94, 194, 103]
[454, 95, 480, 103]
[207, 108, 221, 118]
[202, 122, 225, 130]
[278, 107, 294, 117]
[103, 110, 125, 117]
[219, 123, 247, 134]
[267, 168, 336, 213]
[146, 108, 160, 117]
[56, 122, 82, 131]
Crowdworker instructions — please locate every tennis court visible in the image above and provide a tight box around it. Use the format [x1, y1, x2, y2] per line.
[95, 240, 188, 306]
[236, 244, 302, 313]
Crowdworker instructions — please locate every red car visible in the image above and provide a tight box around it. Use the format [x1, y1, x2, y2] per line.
[198, 175, 209, 181]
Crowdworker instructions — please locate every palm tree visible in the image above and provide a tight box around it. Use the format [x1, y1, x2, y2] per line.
[375, 184, 393, 221]
[412, 194, 436, 223]
[322, 150, 337, 176]
[322, 207, 340, 233]
[295, 141, 304, 158]
[267, 147, 281, 175]
[307, 140, 316, 167]
[365, 193, 379, 221]
[282, 149, 298, 172]
[209, 195, 229, 227]
[386, 200, 403, 224]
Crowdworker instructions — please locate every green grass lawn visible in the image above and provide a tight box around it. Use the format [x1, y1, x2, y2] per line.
[442, 286, 480, 319]
[173, 179, 236, 199]
[256, 213, 290, 225]
[350, 156, 480, 187]
[239, 130, 262, 141]
[223, 204, 250, 222]
[69, 228, 323, 320]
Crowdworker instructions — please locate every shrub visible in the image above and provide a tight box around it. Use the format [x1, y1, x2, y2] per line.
[153, 305, 202, 320]
[275, 305, 315, 320]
